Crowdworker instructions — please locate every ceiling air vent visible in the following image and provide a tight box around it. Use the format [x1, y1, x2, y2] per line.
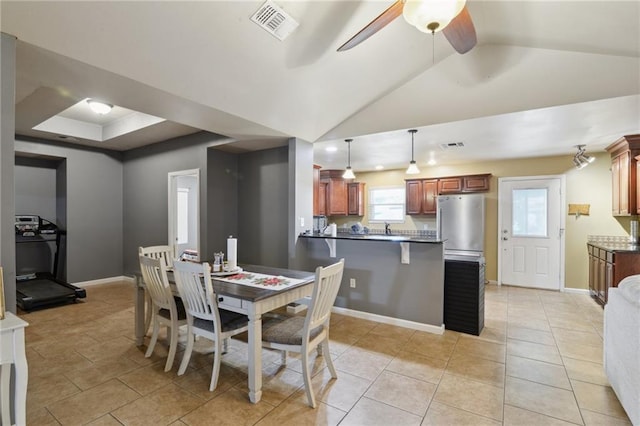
[439, 142, 465, 150]
[251, 0, 299, 41]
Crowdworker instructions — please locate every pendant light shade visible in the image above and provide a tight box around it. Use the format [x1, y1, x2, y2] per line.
[406, 129, 421, 175]
[343, 139, 356, 179]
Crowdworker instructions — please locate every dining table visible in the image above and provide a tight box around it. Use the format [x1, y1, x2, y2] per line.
[133, 263, 315, 404]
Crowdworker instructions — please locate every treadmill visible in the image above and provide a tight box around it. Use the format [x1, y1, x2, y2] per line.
[15, 216, 86, 311]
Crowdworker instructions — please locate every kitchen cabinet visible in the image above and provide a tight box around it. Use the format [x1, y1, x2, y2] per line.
[348, 182, 365, 216]
[313, 165, 322, 216]
[636, 155, 640, 215]
[587, 242, 640, 306]
[438, 174, 491, 194]
[406, 179, 437, 215]
[606, 135, 640, 216]
[318, 170, 364, 216]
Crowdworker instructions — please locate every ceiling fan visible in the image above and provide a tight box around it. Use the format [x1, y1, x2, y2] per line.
[337, 0, 476, 54]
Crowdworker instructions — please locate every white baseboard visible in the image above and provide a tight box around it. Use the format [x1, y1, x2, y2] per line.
[486, 280, 499, 285]
[331, 306, 444, 335]
[73, 275, 135, 288]
[562, 287, 590, 295]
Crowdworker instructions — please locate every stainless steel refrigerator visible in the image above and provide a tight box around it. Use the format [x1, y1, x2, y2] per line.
[436, 193, 485, 261]
[437, 193, 486, 335]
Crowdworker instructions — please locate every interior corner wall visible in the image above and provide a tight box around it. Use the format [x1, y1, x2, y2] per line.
[15, 139, 124, 283]
[288, 138, 313, 270]
[122, 132, 223, 274]
[206, 147, 239, 261]
[237, 146, 289, 268]
[1, 33, 17, 312]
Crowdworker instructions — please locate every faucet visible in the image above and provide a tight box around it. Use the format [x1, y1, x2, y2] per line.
[385, 222, 391, 235]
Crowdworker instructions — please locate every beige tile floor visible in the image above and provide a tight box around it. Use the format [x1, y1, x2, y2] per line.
[17, 281, 632, 425]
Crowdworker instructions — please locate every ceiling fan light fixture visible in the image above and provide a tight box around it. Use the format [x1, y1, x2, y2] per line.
[87, 99, 113, 115]
[406, 129, 421, 175]
[343, 139, 356, 179]
[402, 0, 466, 33]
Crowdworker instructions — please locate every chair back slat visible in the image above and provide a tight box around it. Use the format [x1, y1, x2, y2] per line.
[139, 255, 173, 309]
[139, 245, 174, 269]
[306, 259, 345, 333]
[173, 261, 222, 327]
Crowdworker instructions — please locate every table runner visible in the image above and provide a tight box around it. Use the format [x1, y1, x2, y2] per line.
[214, 271, 307, 290]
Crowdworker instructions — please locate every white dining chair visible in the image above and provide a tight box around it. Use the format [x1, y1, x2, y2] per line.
[138, 255, 187, 372]
[261, 258, 345, 408]
[172, 260, 249, 391]
[139, 245, 175, 333]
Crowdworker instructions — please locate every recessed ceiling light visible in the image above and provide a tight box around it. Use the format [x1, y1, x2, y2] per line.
[375, 165, 384, 170]
[325, 146, 338, 152]
[87, 99, 113, 115]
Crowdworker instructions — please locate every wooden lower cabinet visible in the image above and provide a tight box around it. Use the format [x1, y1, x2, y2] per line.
[587, 243, 640, 305]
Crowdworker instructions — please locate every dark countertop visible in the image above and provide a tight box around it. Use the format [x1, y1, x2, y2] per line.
[587, 241, 640, 252]
[299, 232, 444, 244]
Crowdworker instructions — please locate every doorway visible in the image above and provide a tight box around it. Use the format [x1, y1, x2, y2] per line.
[168, 169, 200, 260]
[498, 176, 565, 290]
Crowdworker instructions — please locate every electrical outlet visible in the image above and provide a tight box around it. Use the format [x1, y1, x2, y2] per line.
[350, 278, 356, 288]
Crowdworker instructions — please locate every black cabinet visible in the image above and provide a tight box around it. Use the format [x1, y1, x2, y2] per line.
[444, 259, 485, 335]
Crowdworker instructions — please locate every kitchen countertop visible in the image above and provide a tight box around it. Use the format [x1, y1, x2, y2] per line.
[299, 232, 444, 244]
[588, 241, 640, 252]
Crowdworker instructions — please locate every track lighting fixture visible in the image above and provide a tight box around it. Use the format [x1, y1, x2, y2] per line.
[573, 145, 595, 169]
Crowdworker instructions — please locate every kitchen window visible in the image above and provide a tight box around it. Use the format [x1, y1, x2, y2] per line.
[368, 186, 405, 223]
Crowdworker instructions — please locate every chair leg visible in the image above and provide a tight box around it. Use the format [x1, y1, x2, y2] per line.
[165, 323, 179, 372]
[301, 348, 316, 408]
[281, 350, 287, 365]
[143, 293, 152, 335]
[178, 328, 195, 375]
[322, 338, 337, 379]
[223, 337, 229, 354]
[145, 316, 159, 358]
[210, 338, 222, 391]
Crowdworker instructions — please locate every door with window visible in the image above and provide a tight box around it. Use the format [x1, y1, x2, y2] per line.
[168, 169, 200, 260]
[499, 176, 564, 290]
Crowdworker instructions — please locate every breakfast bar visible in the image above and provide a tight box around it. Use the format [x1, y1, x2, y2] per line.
[295, 233, 445, 333]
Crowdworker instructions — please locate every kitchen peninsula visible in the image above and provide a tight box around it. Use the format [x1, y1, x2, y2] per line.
[296, 232, 445, 333]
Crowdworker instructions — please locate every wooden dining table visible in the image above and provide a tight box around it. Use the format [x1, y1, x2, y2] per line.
[133, 264, 315, 404]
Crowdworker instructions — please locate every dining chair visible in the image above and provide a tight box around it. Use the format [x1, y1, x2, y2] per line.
[139, 245, 175, 333]
[172, 260, 249, 391]
[261, 258, 345, 408]
[138, 255, 187, 372]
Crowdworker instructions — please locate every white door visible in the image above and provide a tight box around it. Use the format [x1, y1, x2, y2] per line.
[499, 176, 564, 290]
[168, 169, 200, 260]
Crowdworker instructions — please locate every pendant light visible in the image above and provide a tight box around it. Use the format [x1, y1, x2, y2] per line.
[343, 139, 356, 179]
[406, 129, 420, 174]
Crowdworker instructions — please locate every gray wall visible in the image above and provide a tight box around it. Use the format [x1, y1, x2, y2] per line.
[206, 148, 239, 259]
[1, 33, 17, 312]
[15, 138, 123, 283]
[288, 138, 313, 269]
[237, 146, 289, 267]
[122, 132, 226, 273]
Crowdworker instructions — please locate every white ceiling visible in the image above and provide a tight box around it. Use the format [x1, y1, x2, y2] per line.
[1, 1, 639, 170]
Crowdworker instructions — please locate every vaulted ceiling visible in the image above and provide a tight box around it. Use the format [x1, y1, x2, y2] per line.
[2, 1, 639, 171]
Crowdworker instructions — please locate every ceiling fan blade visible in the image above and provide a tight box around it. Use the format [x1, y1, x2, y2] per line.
[442, 5, 476, 54]
[337, 0, 404, 52]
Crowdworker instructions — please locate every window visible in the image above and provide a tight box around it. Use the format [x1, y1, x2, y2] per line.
[177, 188, 189, 244]
[512, 188, 548, 237]
[368, 186, 405, 222]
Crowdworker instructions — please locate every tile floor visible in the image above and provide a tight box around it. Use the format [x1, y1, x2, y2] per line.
[17, 281, 632, 425]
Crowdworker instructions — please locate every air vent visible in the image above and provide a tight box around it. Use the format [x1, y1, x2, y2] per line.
[439, 142, 465, 150]
[251, 0, 299, 41]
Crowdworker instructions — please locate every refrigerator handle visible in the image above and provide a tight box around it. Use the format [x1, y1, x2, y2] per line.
[437, 207, 442, 240]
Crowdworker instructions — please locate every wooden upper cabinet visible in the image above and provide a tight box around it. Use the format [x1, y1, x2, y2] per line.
[636, 155, 640, 215]
[606, 135, 640, 216]
[405, 179, 438, 215]
[439, 174, 491, 194]
[313, 165, 321, 216]
[317, 181, 327, 216]
[348, 182, 365, 216]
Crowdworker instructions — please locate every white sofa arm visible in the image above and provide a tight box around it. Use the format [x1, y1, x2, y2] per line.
[604, 274, 640, 425]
